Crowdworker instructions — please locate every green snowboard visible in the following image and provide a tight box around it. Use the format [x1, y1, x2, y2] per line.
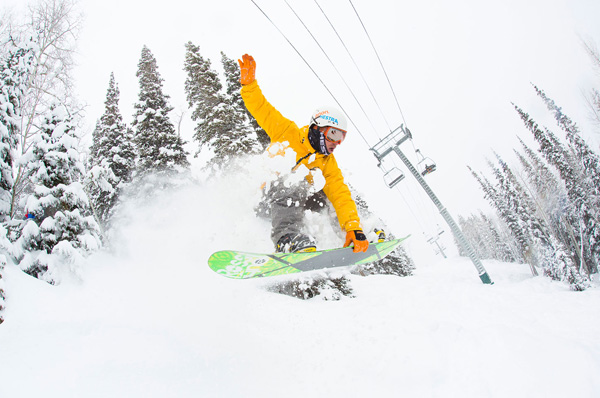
[208, 237, 409, 279]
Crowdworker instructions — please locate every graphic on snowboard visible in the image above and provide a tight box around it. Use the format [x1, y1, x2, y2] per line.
[208, 237, 409, 279]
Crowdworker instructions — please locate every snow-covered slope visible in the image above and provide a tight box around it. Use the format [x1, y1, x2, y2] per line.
[1, 168, 600, 398]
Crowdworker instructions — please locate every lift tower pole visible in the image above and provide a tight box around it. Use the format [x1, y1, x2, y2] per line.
[371, 125, 493, 285]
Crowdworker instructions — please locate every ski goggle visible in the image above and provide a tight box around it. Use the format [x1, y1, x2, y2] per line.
[322, 126, 347, 144]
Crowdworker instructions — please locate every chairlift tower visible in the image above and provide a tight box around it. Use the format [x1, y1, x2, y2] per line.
[427, 233, 447, 259]
[370, 125, 493, 285]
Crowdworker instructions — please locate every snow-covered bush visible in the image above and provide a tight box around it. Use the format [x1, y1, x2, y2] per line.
[268, 272, 354, 301]
[356, 242, 415, 277]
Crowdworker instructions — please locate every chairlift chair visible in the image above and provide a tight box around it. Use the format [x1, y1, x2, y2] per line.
[415, 149, 437, 177]
[382, 167, 405, 189]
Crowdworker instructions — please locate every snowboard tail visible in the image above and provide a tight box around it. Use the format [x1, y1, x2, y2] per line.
[208, 237, 409, 279]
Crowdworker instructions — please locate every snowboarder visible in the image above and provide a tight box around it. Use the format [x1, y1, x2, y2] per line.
[238, 54, 369, 254]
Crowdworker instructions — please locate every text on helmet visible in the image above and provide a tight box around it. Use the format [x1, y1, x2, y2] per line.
[317, 115, 338, 125]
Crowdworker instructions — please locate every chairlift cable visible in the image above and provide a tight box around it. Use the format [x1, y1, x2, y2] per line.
[252, 2, 455, 261]
[394, 187, 427, 232]
[284, 0, 381, 140]
[348, 0, 407, 127]
[386, 156, 439, 229]
[313, 0, 393, 134]
[250, 0, 371, 148]
[395, 176, 440, 234]
[410, 187, 440, 233]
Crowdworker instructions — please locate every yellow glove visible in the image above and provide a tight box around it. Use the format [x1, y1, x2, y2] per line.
[238, 54, 256, 85]
[344, 230, 369, 253]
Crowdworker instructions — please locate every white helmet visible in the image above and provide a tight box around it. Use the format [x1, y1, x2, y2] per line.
[309, 106, 348, 132]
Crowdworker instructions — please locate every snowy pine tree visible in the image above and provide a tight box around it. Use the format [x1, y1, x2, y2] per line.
[468, 166, 524, 263]
[221, 51, 269, 150]
[132, 46, 189, 178]
[460, 210, 525, 263]
[492, 152, 568, 277]
[0, 35, 35, 221]
[533, 87, 600, 273]
[459, 214, 493, 260]
[515, 139, 583, 268]
[515, 137, 563, 213]
[471, 156, 589, 288]
[87, 73, 136, 227]
[539, 234, 590, 291]
[478, 161, 533, 266]
[481, 212, 518, 262]
[9, 1, 83, 221]
[17, 104, 102, 284]
[184, 43, 261, 169]
[582, 39, 600, 128]
[515, 105, 598, 275]
[534, 86, 600, 208]
[184, 42, 222, 154]
[495, 153, 551, 248]
[0, 36, 36, 318]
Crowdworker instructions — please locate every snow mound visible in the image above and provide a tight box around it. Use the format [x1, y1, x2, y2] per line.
[1, 163, 600, 397]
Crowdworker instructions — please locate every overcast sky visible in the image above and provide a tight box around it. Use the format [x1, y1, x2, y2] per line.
[5, 0, 600, 247]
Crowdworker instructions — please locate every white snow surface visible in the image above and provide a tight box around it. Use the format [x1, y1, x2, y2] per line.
[1, 165, 600, 398]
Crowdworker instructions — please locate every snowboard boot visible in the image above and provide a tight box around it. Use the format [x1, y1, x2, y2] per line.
[374, 228, 386, 243]
[276, 233, 317, 253]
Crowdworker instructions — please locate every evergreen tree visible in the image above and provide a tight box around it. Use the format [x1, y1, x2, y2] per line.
[515, 138, 582, 267]
[9, 1, 83, 221]
[17, 105, 102, 284]
[515, 105, 598, 274]
[0, 35, 35, 221]
[485, 161, 533, 264]
[87, 73, 136, 226]
[535, 88, 600, 271]
[221, 51, 269, 149]
[207, 102, 261, 169]
[515, 137, 562, 211]
[493, 153, 566, 277]
[582, 39, 600, 128]
[495, 153, 550, 248]
[539, 234, 590, 291]
[591, 88, 600, 128]
[471, 156, 588, 288]
[92, 73, 136, 183]
[132, 46, 189, 178]
[184, 42, 222, 153]
[184, 43, 261, 169]
[469, 166, 524, 263]
[534, 85, 600, 207]
[0, 36, 36, 319]
[458, 209, 520, 263]
[459, 213, 504, 261]
[458, 215, 484, 259]
[221, 52, 244, 109]
[481, 212, 517, 262]
[86, 119, 117, 227]
[492, 155, 589, 282]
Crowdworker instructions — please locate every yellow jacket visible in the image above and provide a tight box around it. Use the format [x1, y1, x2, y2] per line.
[241, 80, 361, 232]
